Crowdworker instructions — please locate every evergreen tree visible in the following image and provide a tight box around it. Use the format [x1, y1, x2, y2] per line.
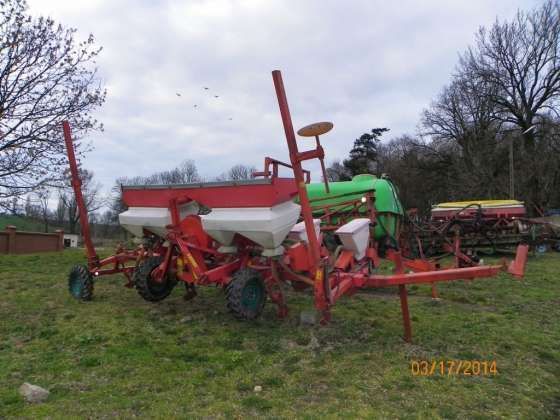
[343, 128, 389, 176]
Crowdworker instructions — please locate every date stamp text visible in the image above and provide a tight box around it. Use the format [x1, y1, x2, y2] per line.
[411, 360, 498, 376]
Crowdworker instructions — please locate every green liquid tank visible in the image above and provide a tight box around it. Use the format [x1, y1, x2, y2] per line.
[304, 174, 404, 241]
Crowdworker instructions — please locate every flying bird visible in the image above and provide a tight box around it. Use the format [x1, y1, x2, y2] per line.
[176, 92, 181, 97]
[228, 117, 233, 120]
[203, 87, 209, 90]
[193, 104, 198, 108]
[214, 95, 219, 98]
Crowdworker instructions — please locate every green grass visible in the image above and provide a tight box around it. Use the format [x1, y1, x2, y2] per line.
[0, 250, 559, 418]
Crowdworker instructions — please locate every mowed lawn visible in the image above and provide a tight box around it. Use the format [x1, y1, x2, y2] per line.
[0, 249, 559, 418]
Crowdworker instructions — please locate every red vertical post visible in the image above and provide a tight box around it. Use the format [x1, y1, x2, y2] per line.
[393, 250, 412, 342]
[62, 121, 99, 268]
[508, 244, 529, 277]
[272, 71, 320, 267]
[430, 283, 439, 299]
[271, 70, 328, 312]
[398, 285, 412, 343]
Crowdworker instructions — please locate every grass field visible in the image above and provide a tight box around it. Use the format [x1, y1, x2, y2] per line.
[0, 249, 559, 418]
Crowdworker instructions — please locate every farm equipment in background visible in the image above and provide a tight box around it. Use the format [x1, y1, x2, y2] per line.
[63, 70, 529, 342]
[524, 209, 560, 252]
[402, 200, 560, 258]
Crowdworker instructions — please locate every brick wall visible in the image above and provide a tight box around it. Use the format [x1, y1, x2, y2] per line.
[0, 226, 64, 254]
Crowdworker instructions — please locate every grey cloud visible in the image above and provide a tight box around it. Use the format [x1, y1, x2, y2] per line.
[27, 0, 536, 196]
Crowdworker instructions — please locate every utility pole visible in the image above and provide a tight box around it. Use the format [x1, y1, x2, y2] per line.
[509, 137, 515, 199]
[509, 125, 536, 200]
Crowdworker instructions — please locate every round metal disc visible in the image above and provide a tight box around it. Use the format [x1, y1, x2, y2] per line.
[297, 121, 333, 137]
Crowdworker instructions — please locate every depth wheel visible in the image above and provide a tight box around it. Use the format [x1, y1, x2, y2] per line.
[134, 256, 176, 302]
[226, 268, 266, 320]
[68, 265, 94, 301]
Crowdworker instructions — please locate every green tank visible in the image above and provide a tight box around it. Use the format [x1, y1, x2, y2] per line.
[303, 174, 404, 241]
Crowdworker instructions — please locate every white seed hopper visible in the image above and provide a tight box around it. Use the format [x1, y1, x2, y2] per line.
[335, 218, 371, 260]
[201, 201, 301, 256]
[119, 202, 199, 237]
[288, 219, 321, 243]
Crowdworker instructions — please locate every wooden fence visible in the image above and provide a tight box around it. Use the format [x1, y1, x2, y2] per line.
[0, 226, 64, 254]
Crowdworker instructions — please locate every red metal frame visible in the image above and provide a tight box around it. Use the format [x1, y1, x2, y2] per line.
[252, 156, 311, 184]
[272, 70, 330, 315]
[62, 69, 529, 344]
[269, 70, 529, 340]
[62, 121, 99, 268]
[63, 121, 142, 282]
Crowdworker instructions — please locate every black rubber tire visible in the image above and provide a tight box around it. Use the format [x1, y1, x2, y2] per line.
[225, 268, 267, 320]
[134, 256, 176, 302]
[68, 264, 94, 301]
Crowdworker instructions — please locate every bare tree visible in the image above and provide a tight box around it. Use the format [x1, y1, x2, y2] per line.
[0, 0, 105, 209]
[178, 160, 201, 183]
[141, 159, 201, 185]
[88, 211, 98, 237]
[227, 164, 256, 181]
[213, 164, 256, 182]
[55, 192, 67, 226]
[62, 168, 103, 233]
[459, 0, 560, 207]
[35, 189, 50, 232]
[376, 135, 460, 211]
[422, 77, 498, 143]
[107, 160, 201, 225]
[422, 76, 507, 198]
[100, 209, 115, 237]
[24, 194, 35, 217]
[6, 196, 20, 215]
[461, 1, 560, 132]
[213, 172, 228, 182]
[325, 160, 351, 181]
[109, 175, 143, 224]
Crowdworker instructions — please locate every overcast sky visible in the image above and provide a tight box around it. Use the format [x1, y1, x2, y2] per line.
[28, 0, 538, 200]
